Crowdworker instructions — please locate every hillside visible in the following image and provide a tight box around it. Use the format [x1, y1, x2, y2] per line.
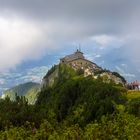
[2, 82, 40, 104]
[0, 64, 140, 139]
[2, 50, 126, 105]
[127, 90, 140, 100]
[42, 63, 126, 88]
[37, 76, 127, 125]
[0, 53, 139, 139]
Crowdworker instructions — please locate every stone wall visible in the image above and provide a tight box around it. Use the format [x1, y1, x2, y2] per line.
[68, 59, 93, 68]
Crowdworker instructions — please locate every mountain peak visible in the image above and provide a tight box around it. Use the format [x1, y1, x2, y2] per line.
[42, 51, 126, 87]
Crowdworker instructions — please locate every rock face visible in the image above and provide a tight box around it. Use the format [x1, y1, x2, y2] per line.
[42, 50, 126, 87]
[42, 65, 59, 87]
[42, 64, 77, 87]
[99, 72, 126, 84]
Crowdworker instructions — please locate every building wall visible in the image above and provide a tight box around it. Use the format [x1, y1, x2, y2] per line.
[74, 52, 84, 59]
[68, 59, 92, 68]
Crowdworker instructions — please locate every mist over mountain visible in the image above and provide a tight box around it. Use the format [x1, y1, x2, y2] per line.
[0, 0, 140, 93]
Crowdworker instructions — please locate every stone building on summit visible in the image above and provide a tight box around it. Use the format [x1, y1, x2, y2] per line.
[60, 49, 101, 75]
[43, 49, 126, 87]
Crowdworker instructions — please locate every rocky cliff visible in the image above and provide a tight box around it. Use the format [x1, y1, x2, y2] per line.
[42, 62, 126, 88]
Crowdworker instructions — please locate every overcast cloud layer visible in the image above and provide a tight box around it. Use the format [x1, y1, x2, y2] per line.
[0, 0, 140, 88]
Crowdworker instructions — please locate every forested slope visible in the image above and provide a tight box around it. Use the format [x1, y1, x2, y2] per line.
[0, 64, 139, 139]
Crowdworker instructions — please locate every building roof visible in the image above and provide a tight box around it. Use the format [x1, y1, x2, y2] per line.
[132, 81, 140, 85]
[61, 49, 85, 62]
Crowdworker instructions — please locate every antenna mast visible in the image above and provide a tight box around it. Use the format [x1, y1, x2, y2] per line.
[79, 44, 81, 51]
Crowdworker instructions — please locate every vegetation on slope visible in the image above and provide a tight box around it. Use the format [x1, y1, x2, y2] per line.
[3, 82, 40, 104]
[127, 90, 140, 100]
[0, 64, 139, 139]
[125, 91, 140, 117]
[43, 64, 77, 87]
[0, 112, 139, 140]
[37, 76, 127, 125]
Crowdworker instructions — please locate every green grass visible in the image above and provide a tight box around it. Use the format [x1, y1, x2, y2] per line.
[126, 90, 140, 100]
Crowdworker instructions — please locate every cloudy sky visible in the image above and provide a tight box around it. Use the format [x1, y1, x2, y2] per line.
[0, 0, 140, 93]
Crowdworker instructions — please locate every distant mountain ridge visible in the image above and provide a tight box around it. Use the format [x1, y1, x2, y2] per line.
[2, 82, 40, 104]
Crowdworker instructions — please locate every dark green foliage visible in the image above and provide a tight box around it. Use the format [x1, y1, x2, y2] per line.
[0, 64, 139, 139]
[42, 64, 77, 88]
[0, 112, 139, 139]
[76, 68, 84, 75]
[57, 64, 77, 84]
[83, 112, 140, 140]
[0, 95, 43, 130]
[36, 76, 127, 126]
[126, 97, 140, 117]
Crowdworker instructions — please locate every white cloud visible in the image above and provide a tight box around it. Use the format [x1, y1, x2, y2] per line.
[90, 35, 124, 47]
[24, 66, 50, 83]
[95, 54, 101, 58]
[9, 66, 50, 83]
[0, 79, 5, 85]
[115, 66, 136, 82]
[0, 65, 50, 93]
[0, 15, 49, 71]
[122, 73, 135, 78]
[0, 0, 140, 83]
[91, 35, 113, 46]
